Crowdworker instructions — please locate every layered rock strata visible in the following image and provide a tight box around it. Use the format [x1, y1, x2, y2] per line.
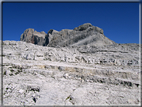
[1, 40, 141, 106]
[20, 23, 116, 47]
[1, 22, 140, 106]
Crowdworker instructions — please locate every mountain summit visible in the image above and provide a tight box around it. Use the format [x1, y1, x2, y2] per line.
[20, 23, 116, 47]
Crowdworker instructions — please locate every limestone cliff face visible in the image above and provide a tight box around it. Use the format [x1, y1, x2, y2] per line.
[20, 23, 116, 47]
[47, 23, 116, 47]
[20, 28, 48, 46]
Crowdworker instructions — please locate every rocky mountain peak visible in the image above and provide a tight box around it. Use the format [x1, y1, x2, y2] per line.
[73, 23, 93, 31]
[47, 29, 58, 35]
[73, 23, 103, 34]
[23, 28, 35, 34]
[20, 23, 113, 47]
[40, 31, 46, 34]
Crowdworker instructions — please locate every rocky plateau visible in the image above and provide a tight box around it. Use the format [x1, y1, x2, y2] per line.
[0, 23, 141, 106]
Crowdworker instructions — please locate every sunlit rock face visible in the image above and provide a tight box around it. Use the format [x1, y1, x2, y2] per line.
[20, 28, 48, 46]
[20, 23, 115, 47]
[1, 23, 141, 106]
[47, 23, 116, 47]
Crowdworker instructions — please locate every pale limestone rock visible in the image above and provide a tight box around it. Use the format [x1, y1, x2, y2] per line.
[2, 25, 140, 106]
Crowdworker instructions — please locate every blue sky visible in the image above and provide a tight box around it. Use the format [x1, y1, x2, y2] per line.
[3, 2, 139, 44]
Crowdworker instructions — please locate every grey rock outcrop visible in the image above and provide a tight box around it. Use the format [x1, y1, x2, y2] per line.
[20, 28, 48, 46]
[20, 23, 115, 47]
[47, 23, 115, 47]
[73, 23, 103, 34]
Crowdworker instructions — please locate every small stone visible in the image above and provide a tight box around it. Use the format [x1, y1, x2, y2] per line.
[19, 89, 24, 93]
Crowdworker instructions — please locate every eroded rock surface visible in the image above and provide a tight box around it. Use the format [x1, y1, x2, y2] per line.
[20, 28, 48, 46]
[1, 40, 141, 106]
[20, 23, 116, 47]
[47, 23, 116, 47]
